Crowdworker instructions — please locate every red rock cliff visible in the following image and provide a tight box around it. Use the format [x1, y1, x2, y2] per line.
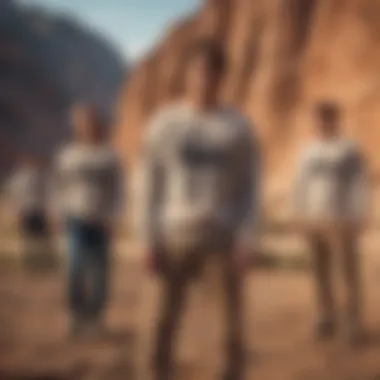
[115, 0, 380, 219]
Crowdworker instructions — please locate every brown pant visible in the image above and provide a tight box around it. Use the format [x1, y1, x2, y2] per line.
[153, 240, 244, 380]
[310, 231, 362, 326]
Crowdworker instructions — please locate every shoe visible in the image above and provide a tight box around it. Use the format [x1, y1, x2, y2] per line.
[315, 318, 336, 340]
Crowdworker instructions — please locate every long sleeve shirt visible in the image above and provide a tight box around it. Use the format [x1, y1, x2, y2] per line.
[3, 166, 46, 217]
[138, 102, 260, 252]
[51, 143, 124, 224]
[292, 138, 369, 226]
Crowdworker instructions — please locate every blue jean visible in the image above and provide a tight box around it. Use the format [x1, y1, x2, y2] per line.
[66, 218, 109, 319]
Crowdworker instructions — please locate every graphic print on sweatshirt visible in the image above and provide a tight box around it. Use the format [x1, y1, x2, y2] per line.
[178, 122, 232, 203]
[307, 149, 360, 184]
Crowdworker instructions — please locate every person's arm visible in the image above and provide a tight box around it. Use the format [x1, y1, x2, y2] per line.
[346, 149, 370, 227]
[108, 157, 126, 229]
[291, 149, 312, 226]
[234, 122, 261, 264]
[1, 171, 20, 217]
[137, 113, 167, 257]
[46, 151, 65, 228]
[2, 172, 18, 198]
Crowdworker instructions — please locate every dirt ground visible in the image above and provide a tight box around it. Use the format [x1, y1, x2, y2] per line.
[1, 247, 380, 380]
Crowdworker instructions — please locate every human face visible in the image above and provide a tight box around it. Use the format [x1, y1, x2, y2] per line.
[315, 116, 340, 140]
[72, 106, 103, 144]
[185, 55, 220, 107]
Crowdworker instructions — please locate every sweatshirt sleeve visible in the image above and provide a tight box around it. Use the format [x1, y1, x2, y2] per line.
[137, 112, 168, 248]
[292, 148, 313, 219]
[346, 149, 370, 222]
[46, 150, 66, 220]
[1, 172, 22, 215]
[2, 172, 19, 198]
[234, 121, 261, 244]
[107, 157, 125, 222]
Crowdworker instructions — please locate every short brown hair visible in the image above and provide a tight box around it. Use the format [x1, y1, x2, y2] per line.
[314, 101, 340, 122]
[71, 103, 109, 140]
[21, 154, 42, 167]
[71, 103, 103, 126]
[186, 38, 227, 75]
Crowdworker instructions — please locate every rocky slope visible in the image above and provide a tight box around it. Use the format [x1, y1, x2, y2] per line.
[115, 0, 380, 220]
[0, 0, 126, 177]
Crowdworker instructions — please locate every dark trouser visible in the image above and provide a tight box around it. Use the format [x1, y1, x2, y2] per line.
[66, 218, 109, 320]
[153, 238, 244, 380]
[310, 231, 362, 327]
[21, 211, 48, 236]
[20, 211, 54, 272]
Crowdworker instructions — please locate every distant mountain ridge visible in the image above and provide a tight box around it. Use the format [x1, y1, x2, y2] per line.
[0, 0, 126, 175]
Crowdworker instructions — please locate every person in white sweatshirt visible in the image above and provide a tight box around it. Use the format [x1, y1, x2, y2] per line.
[139, 38, 260, 380]
[51, 104, 124, 337]
[4, 155, 50, 269]
[293, 102, 369, 345]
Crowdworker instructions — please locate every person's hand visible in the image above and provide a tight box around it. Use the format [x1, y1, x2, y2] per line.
[145, 244, 168, 276]
[234, 236, 258, 273]
[346, 219, 368, 232]
[291, 218, 310, 233]
[146, 250, 158, 274]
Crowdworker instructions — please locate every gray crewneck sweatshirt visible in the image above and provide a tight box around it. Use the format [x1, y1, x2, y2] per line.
[138, 102, 260, 251]
[4, 166, 46, 216]
[292, 138, 369, 225]
[51, 143, 124, 224]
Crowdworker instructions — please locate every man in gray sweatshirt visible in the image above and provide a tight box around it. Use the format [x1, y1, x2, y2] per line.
[293, 102, 369, 345]
[139, 38, 260, 380]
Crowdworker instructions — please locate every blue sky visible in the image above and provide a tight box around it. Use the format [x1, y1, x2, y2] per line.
[19, 0, 198, 60]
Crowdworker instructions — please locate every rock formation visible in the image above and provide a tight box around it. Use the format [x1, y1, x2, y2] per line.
[115, 0, 380, 220]
[0, 0, 126, 178]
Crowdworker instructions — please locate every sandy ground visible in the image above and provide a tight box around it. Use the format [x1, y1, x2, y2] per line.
[1, 245, 380, 380]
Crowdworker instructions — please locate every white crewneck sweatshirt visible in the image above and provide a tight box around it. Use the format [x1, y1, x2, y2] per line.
[138, 102, 260, 251]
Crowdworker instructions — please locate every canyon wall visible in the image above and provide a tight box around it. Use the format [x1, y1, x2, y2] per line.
[0, 0, 126, 177]
[115, 0, 380, 220]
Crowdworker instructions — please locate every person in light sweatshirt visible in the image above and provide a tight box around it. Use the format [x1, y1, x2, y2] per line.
[51, 104, 124, 337]
[138, 38, 260, 380]
[293, 102, 369, 345]
[4, 155, 50, 269]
